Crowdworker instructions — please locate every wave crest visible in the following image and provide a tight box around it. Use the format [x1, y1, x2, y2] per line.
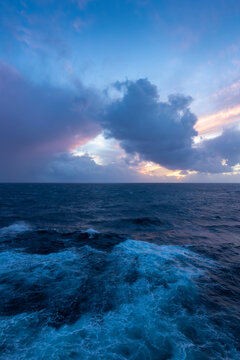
[0, 222, 31, 238]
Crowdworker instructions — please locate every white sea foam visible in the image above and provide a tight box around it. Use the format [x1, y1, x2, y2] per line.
[84, 228, 100, 239]
[0, 222, 31, 238]
[0, 240, 238, 359]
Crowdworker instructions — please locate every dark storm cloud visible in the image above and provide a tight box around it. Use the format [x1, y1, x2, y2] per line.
[0, 62, 101, 181]
[102, 79, 240, 174]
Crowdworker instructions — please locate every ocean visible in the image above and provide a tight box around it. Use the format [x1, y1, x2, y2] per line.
[0, 183, 239, 359]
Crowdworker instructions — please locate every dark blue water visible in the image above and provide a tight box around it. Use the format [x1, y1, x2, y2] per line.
[0, 184, 239, 359]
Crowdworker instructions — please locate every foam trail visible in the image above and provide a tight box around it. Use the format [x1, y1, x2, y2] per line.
[0, 240, 238, 359]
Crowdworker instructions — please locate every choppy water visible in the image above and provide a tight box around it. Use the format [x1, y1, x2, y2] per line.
[0, 183, 240, 359]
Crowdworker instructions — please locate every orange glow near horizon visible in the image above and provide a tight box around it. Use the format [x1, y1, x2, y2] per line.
[166, 170, 186, 179]
[129, 161, 163, 176]
[130, 160, 196, 179]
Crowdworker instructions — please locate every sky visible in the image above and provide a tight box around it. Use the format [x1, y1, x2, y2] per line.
[0, 0, 240, 182]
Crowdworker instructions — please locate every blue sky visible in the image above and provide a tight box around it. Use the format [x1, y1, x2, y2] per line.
[0, 0, 240, 182]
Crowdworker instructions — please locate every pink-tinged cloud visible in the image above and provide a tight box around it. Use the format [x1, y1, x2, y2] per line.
[195, 105, 240, 135]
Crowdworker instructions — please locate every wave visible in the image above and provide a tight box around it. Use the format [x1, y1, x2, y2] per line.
[82, 228, 100, 239]
[0, 222, 31, 238]
[0, 226, 126, 255]
[0, 239, 238, 359]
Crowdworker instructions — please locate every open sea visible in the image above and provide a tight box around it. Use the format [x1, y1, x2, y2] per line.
[0, 183, 239, 360]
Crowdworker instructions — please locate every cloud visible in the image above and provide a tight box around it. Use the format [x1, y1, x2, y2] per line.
[197, 125, 240, 170]
[41, 152, 190, 183]
[102, 78, 240, 174]
[42, 152, 144, 182]
[102, 79, 198, 170]
[1, 67, 240, 182]
[0, 62, 101, 181]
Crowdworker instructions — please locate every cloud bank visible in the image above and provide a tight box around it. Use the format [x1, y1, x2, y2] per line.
[0, 65, 240, 182]
[44, 153, 144, 183]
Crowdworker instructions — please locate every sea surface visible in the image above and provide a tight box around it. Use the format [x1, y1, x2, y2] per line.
[0, 183, 240, 360]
